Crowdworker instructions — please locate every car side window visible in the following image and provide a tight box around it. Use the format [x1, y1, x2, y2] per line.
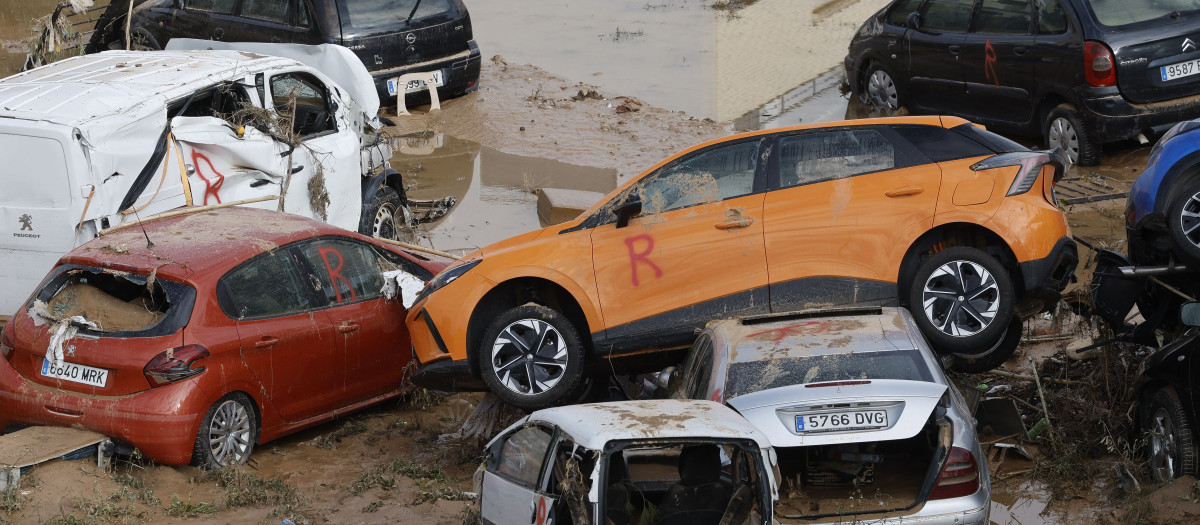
[269, 72, 336, 138]
[885, 0, 925, 26]
[973, 0, 1032, 34]
[1036, 0, 1067, 34]
[240, 0, 290, 24]
[490, 425, 554, 488]
[920, 0, 975, 32]
[220, 250, 312, 319]
[296, 0, 312, 27]
[686, 336, 714, 400]
[779, 129, 896, 188]
[187, 0, 237, 14]
[635, 140, 761, 215]
[296, 238, 386, 306]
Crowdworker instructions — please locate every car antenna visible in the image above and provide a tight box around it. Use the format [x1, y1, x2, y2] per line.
[132, 209, 155, 250]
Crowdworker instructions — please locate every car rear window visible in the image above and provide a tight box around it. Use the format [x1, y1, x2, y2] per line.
[1083, 0, 1200, 29]
[892, 124, 1024, 162]
[341, 0, 456, 30]
[724, 350, 933, 399]
[29, 265, 195, 337]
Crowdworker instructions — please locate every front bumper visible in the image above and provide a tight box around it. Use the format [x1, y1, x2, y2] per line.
[409, 357, 486, 392]
[1076, 87, 1200, 144]
[370, 40, 482, 100]
[0, 358, 208, 465]
[1018, 235, 1078, 298]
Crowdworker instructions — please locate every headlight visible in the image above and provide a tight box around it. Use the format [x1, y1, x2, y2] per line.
[413, 258, 482, 305]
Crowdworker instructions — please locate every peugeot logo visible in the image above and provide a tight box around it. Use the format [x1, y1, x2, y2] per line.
[1185, 37, 1197, 53]
[405, 33, 417, 45]
[18, 214, 32, 231]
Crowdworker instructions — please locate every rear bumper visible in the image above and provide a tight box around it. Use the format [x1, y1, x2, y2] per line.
[370, 40, 482, 100]
[1075, 87, 1200, 144]
[1018, 235, 1078, 297]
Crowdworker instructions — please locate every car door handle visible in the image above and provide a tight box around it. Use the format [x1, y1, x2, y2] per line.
[885, 186, 924, 197]
[1013, 46, 1027, 56]
[213, 27, 225, 40]
[714, 217, 755, 230]
[948, 45, 960, 55]
[337, 322, 360, 333]
[254, 338, 278, 348]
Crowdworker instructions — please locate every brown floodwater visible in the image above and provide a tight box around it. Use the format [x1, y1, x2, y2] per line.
[0, 0, 69, 77]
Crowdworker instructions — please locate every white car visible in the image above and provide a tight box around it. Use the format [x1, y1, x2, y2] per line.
[0, 40, 416, 316]
[668, 307, 990, 524]
[478, 399, 777, 525]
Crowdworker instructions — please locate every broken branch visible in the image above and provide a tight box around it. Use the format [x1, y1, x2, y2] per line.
[372, 237, 462, 261]
[1030, 358, 1054, 439]
[98, 196, 279, 236]
[985, 369, 1080, 386]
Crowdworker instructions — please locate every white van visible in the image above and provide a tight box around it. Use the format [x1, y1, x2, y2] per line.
[0, 40, 419, 317]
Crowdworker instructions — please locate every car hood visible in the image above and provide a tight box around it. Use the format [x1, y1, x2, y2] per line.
[727, 379, 947, 447]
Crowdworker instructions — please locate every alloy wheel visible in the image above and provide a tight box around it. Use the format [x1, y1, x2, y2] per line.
[208, 399, 253, 467]
[1150, 406, 1179, 482]
[867, 69, 899, 111]
[1047, 117, 1079, 164]
[1177, 190, 1200, 250]
[921, 259, 1001, 337]
[490, 319, 569, 396]
[372, 201, 398, 240]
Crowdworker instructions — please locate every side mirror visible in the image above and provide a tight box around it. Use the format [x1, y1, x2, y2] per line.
[1182, 302, 1200, 327]
[614, 194, 642, 228]
[906, 11, 921, 30]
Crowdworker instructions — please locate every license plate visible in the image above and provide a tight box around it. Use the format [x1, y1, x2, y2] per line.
[387, 70, 445, 95]
[796, 410, 888, 432]
[1161, 58, 1200, 82]
[41, 359, 108, 388]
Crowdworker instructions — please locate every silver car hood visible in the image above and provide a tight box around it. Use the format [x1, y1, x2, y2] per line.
[727, 379, 947, 447]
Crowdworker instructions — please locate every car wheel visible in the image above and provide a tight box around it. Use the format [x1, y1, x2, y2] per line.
[949, 318, 1021, 373]
[908, 247, 1015, 354]
[864, 62, 901, 111]
[1044, 104, 1100, 166]
[478, 305, 586, 410]
[1142, 387, 1197, 483]
[1166, 179, 1200, 266]
[359, 186, 413, 242]
[192, 393, 257, 469]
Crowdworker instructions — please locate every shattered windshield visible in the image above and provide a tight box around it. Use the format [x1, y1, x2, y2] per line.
[1083, 0, 1200, 28]
[341, 0, 455, 30]
[724, 350, 933, 399]
[29, 266, 194, 336]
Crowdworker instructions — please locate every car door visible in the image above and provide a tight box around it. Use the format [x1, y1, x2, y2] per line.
[293, 236, 413, 402]
[481, 423, 557, 525]
[179, 0, 239, 42]
[763, 127, 939, 311]
[220, 247, 344, 423]
[961, 0, 1040, 124]
[226, 0, 324, 44]
[265, 70, 363, 232]
[906, 0, 974, 113]
[589, 139, 770, 352]
[1029, 0, 1075, 102]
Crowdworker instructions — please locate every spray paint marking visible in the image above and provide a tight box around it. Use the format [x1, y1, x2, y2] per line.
[984, 39, 999, 87]
[625, 234, 663, 286]
[747, 321, 831, 342]
[191, 151, 225, 205]
[535, 496, 548, 525]
[318, 247, 356, 303]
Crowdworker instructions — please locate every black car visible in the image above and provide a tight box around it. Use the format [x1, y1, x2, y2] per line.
[845, 0, 1200, 166]
[1137, 301, 1200, 483]
[86, 0, 481, 100]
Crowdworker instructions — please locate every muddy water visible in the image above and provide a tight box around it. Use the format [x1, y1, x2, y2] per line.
[0, 0, 67, 78]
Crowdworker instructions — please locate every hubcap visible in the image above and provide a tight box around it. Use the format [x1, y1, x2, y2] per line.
[867, 70, 899, 111]
[208, 400, 252, 466]
[1178, 190, 1200, 250]
[1047, 117, 1079, 164]
[491, 319, 568, 396]
[372, 202, 398, 240]
[1149, 406, 1179, 482]
[921, 259, 1001, 337]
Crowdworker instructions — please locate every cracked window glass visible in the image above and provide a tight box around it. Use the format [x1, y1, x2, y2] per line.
[297, 238, 385, 305]
[779, 130, 894, 188]
[221, 250, 311, 319]
[636, 140, 760, 215]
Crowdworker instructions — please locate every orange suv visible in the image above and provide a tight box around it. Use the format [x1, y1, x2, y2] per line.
[406, 116, 1077, 409]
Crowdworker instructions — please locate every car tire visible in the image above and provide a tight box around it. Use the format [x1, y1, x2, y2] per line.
[359, 186, 413, 242]
[949, 318, 1021, 373]
[908, 247, 1015, 354]
[1142, 387, 1197, 483]
[478, 305, 586, 411]
[863, 62, 901, 112]
[192, 393, 257, 469]
[1166, 178, 1200, 266]
[1045, 104, 1101, 166]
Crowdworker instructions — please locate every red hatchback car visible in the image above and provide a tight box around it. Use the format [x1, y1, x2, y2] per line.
[0, 207, 444, 467]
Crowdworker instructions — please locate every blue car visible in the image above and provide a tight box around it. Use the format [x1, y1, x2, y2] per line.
[1127, 120, 1200, 266]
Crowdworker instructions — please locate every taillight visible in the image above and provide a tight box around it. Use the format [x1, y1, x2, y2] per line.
[929, 446, 980, 500]
[1084, 41, 1116, 88]
[0, 323, 14, 359]
[144, 344, 210, 387]
[971, 151, 1063, 197]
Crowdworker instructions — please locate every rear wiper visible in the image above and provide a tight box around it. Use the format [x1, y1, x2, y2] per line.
[405, 0, 423, 26]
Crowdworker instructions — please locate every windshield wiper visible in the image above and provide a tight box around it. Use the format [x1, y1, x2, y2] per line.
[405, 0, 423, 26]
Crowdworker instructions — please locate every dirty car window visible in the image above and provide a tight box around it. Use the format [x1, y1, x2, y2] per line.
[495, 426, 553, 487]
[724, 350, 933, 399]
[779, 130, 894, 188]
[637, 140, 760, 214]
[1084, 0, 1200, 29]
[342, 0, 455, 30]
[297, 239, 385, 305]
[221, 251, 312, 319]
[188, 0, 237, 14]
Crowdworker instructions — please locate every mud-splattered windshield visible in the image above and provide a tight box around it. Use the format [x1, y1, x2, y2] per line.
[724, 350, 933, 399]
[1083, 0, 1200, 28]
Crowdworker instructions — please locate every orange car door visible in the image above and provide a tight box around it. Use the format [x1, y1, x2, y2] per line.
[223, 248, 344, 423]
[590, 138, 769, 351]
[763, 127, 940, 312]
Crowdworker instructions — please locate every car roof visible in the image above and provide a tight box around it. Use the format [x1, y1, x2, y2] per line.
[528, 399, 773, 451]
[60, 207, 349, 284]
[707, 307, 921, 365]
[0, 49, 295, 127]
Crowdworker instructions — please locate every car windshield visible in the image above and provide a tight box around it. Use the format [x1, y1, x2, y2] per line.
[341, 0, 455, 31]
[724, 350, 933, 399]
[1083, 0, 1200, 28]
